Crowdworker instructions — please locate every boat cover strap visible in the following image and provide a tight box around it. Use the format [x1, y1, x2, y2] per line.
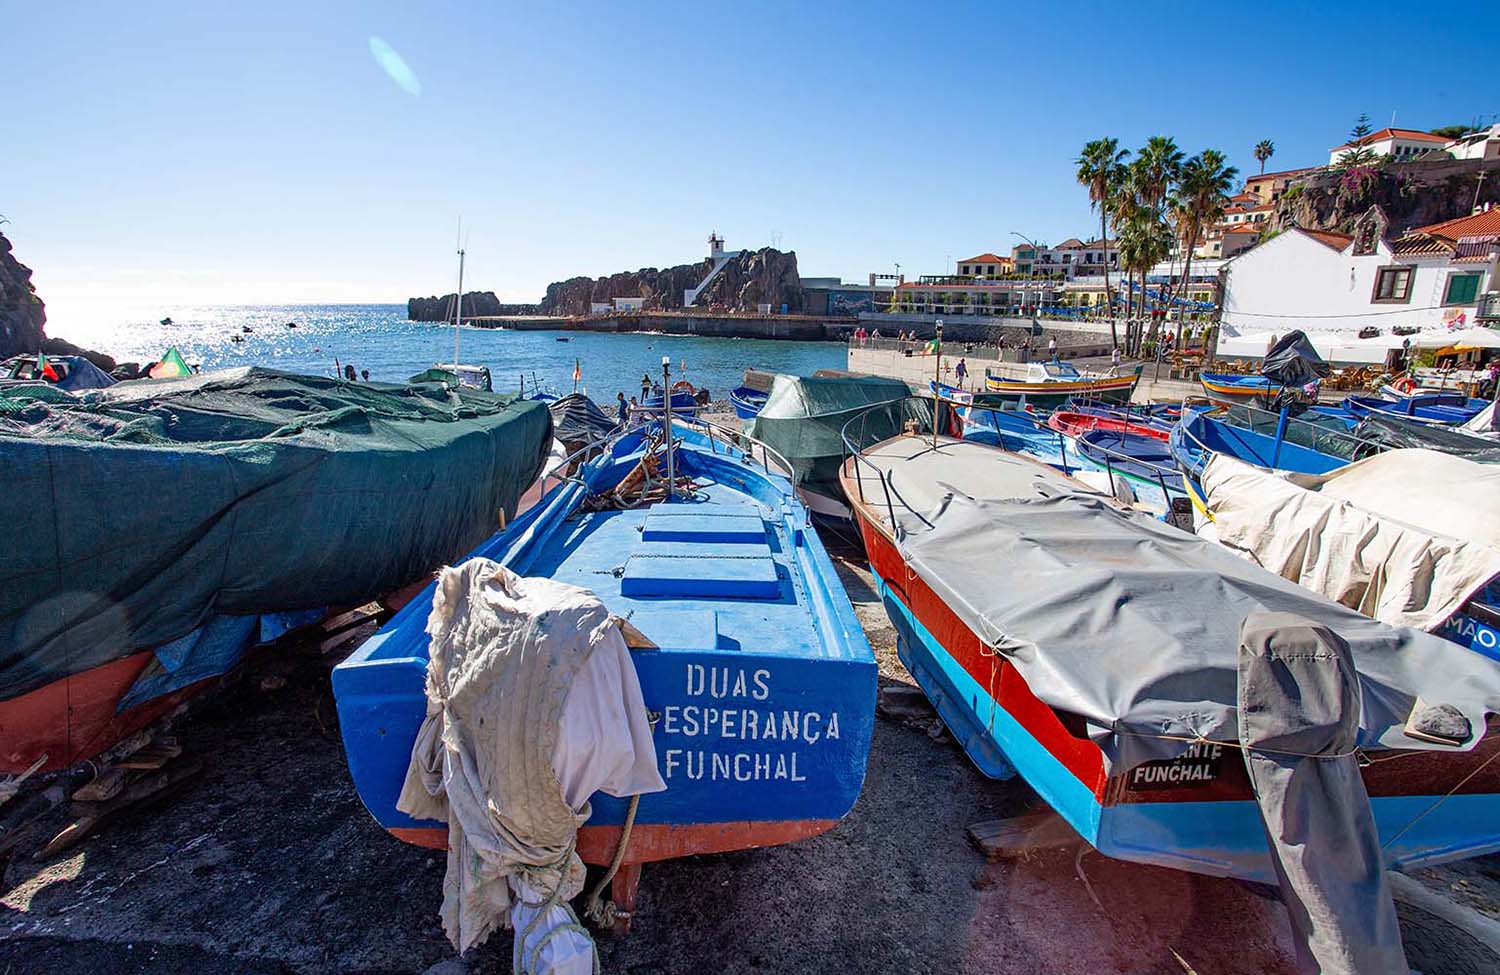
[1202, 451, 1500, 631]
[398, 559, 664, 966]
[1237, 613, 1408, 975]
[895, 488, 1500, 771]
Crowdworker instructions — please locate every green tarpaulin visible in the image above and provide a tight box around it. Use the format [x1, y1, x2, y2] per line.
[745, 374, 913, 509]
[1, 367, 552, 700]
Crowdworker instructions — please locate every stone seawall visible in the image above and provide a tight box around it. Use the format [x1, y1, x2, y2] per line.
[489, 313, 849, 341]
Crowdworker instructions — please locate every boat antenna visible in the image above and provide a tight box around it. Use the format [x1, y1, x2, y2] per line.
[932, 320, 944, 448]
[453, 220, 465, 369]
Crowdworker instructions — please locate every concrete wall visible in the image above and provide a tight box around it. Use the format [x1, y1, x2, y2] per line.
[503, 313, 841, 341]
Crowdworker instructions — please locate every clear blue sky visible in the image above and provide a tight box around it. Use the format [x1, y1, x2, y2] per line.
[7, 0, 1498, 325]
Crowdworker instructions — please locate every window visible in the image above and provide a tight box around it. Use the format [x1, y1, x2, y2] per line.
[1372, 266, 1414, 303]
[1445, 272, 1482, 306]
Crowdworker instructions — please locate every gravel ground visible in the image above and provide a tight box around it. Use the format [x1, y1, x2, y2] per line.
[2, 538, 1498, 974]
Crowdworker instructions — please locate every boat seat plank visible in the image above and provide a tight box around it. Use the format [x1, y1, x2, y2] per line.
[641, 510, 766, 544]
[621, 551, 780, 599]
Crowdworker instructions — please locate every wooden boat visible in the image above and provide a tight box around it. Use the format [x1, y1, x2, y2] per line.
[1197, 371, 1284, 404]
[838, 430, 1500, 884]
[1170, 407, 1348, 517]
[980, 361, 1139, 407]
[1072, 427, 1184, 503]
[729, 385, 769, 419]
[1345, 394, 1488, 427]
[1047, 409, 1169, 442]
[334, 418, 876, 922]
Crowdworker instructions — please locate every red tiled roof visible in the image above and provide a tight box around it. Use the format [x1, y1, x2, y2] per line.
[958, 253, 1008, 265]
[1224, 226, 1261, 235]
[1299, 229, 1354, 251]
[1330, 127, 1450, 151]
[1414, 208, 1500, 239]
[1245, 166, 1321, 184]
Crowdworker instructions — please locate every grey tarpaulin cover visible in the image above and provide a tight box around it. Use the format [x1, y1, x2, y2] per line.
[398, 560, 664, 971]
[0, 367, 552, 701]
[1202, 450, 1500, 631]
[547, 393, 617, 452]
[1237, 613, 1408, 975]
[895, 488, 1500, 770]
[1354, 410, 1500, 463]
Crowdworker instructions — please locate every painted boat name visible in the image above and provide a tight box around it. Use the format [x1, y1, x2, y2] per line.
[660, 664, 842, 784]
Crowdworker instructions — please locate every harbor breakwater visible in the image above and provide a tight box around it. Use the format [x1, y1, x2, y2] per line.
[478, 312, 846, 341]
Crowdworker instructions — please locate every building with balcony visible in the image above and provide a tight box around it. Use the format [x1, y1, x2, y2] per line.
[891, 278, 1062, 317]
[1328, 127, 1450, 165]
[955, 253, 1013, 278]
[1243, 167, 1322, 206]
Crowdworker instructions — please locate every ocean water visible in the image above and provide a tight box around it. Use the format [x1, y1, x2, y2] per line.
[64, 304, 846, 401]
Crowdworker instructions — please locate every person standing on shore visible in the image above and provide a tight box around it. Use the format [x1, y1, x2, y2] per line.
[617, 391, 628, 425]
[641, 372, 651, 401]
[955, 357, 968, 389]
[1111, 345, 1122, 375]
[1047, 335, 1058, 361]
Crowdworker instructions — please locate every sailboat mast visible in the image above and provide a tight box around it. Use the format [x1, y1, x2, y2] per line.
[454, 245, 465, 367]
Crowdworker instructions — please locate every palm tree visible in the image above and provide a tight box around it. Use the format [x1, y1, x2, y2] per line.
[1077, 138, 1130, 348]
[1130, 139, 1183, 342]
[1253, 139, 1275, 174]
[1170, 149, 1239, 340]
[1110, 159, 1147, 324]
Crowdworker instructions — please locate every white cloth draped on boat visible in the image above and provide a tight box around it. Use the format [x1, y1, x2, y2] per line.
[1200, 450, 1500, 631]
[397, 559, 665, 971]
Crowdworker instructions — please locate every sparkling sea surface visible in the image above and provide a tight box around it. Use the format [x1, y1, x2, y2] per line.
[65, 304, 845, 400]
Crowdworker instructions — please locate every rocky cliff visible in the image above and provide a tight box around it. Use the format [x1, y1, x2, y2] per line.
[1272, 158, 1500, 236]
[0, 231, 47, 360]
[407, 292, 541, 321]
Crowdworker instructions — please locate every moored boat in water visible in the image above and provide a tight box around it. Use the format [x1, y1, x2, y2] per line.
[334, 414, 876, 924]
[838, 425, 1500, 884]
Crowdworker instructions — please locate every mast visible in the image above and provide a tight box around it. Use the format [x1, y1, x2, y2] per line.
[453, 243, 465, 367]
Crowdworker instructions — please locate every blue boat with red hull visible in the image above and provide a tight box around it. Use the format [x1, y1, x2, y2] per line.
[840, 424, 1500, 885]
[334, 418, 876, 924]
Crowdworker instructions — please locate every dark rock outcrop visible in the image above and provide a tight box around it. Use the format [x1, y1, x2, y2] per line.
[0, 231, 47, 360]
[536, 247, 803, 317]
[1272, 158, 1500, 236]
[407, 292, 541, 322]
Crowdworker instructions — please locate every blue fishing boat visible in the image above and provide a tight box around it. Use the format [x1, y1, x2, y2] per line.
[1171, 407, 1349, 512]
[333, 416, 876, 923]
[1198, 371, 1285, 404]
[1072, 427, 1184, 503]
[933, 382, 1077, 471]
[642, 384, 699, 410]
[728, 385, 769, 419]
[1344, 394, 1487, 427]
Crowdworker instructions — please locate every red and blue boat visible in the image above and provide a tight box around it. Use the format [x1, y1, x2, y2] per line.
[334, 417, 876, 922]
[839, 423, 1500, 884]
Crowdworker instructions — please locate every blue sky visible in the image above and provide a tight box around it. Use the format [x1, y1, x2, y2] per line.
[7, 0, 1498, 324]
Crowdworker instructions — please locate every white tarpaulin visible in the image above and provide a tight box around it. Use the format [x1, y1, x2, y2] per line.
[398, 559, 665, 972]
[1201, 450, 1500, 630]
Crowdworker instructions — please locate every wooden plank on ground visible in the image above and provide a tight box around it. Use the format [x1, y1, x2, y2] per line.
[877, 684, 936, 723]
[72, 767, 128, 802]
[966, 811, 1082, 860]
[115, 742, 183, 770]
[36, 758, 203, 860]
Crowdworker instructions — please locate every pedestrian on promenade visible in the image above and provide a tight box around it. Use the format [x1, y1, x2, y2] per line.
[617, 391, 628, 425]
[1047, 335, 1058, 361]
[1110, 346, 1122, 375]
[641, 372, 651, 400]
[997, 334, 1007, 362]
[955, 358, 968, 389]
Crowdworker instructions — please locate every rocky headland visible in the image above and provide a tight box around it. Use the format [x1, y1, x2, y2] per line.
[407, 247, 804, 322]
[1272, 157, 1500, 236]
[0, 230, 115, 369]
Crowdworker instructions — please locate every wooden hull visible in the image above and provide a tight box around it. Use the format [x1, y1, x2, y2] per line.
[839, 452, 1500, 883]
[981, 374, 1137, 407]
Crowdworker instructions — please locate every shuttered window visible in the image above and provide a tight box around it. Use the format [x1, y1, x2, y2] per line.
[1445, 273, 1481, 305]
[1372, 266, 1414, 303]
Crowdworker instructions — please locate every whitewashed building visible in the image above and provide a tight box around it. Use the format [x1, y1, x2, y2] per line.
[1328, 127, 1450, 165]
[1220, 206, 1500, 356]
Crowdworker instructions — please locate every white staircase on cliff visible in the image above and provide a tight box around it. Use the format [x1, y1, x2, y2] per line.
[683, 232, 743, 307]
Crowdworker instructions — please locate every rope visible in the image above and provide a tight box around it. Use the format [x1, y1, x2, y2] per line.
[514, 834, 601, 975]
[583, 793, 640, 929]
[1379, 745, 1500, 852]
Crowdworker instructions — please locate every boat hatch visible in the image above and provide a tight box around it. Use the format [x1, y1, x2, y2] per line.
[622, 542, 781, 599]
[641, 509, 767, 544]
